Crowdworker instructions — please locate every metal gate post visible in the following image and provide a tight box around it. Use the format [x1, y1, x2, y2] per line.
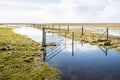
[42, 27, 46, 47]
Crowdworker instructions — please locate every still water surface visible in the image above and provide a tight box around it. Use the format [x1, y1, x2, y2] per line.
[13, 27, 120, 80]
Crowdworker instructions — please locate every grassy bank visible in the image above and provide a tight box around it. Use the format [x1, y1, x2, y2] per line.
[0, 27, 60, 80]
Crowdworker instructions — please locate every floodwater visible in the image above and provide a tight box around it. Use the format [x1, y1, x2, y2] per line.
[13, 27, 120, 80]
[68, 26, 120, 37]
[84, 26, 120, 37]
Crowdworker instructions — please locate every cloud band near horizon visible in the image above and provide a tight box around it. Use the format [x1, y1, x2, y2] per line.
[0, 0, 120, 23]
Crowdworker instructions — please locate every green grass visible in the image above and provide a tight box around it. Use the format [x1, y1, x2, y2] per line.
[0, 27, 60, 80]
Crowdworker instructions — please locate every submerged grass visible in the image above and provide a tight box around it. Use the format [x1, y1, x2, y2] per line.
[0, 27, 60, 80]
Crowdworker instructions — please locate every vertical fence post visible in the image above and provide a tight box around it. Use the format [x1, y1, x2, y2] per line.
[72, 32, 74, 44]
[72, 32, 74, 56]
[82, 26, 84, 36]
[107, 27, 109, 40]
[42, 27, 46, 47]
[42, 50, 46, 62]
[68, 25, 69, 33]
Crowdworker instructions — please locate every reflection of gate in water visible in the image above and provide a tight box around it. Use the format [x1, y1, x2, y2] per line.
[41, 27, 69, 62]
[99, 47, 108, 56]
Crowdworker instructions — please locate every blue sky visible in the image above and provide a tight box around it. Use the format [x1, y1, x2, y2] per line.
[0, 0, 120, 23]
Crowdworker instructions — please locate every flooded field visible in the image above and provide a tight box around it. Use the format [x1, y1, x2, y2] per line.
[84, 26, 120, 37]
[13, 26, 120, 80]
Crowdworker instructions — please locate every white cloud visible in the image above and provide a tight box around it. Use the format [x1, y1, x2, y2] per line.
[0, 0, 120, 23]
[97, 0, 120, 22]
